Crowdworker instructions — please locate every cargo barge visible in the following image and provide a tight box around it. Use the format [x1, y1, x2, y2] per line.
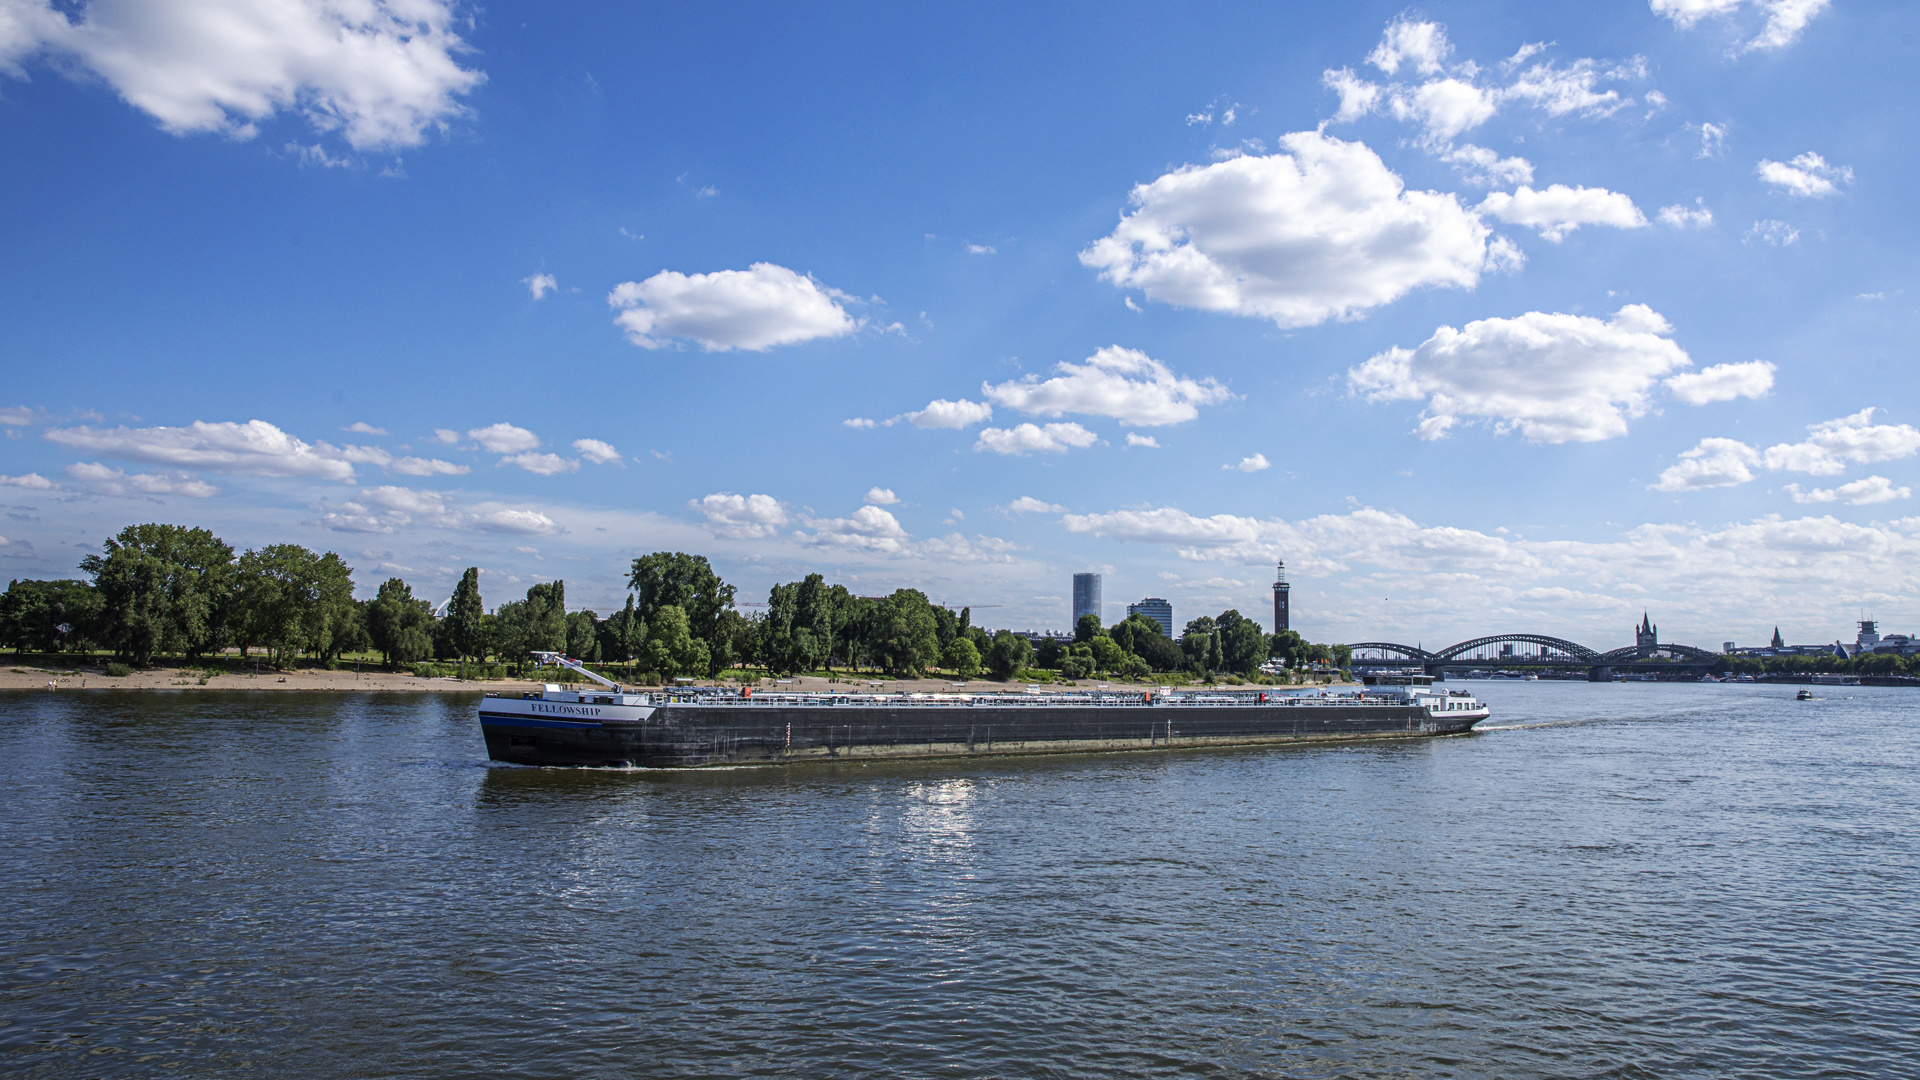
[480, 653, 1490, 768]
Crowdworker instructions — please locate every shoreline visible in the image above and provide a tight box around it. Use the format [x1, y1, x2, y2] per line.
[1, 664, 1354, 695]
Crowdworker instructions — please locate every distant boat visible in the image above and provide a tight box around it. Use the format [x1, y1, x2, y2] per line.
[1796, 688, 1814, 700]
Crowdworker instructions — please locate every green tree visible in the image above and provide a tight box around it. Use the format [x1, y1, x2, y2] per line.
[1216, 609, 1266, 675]
[81, 523, 235, 664]
[234, 545, 357, 668]
[566, 609, 600, 661]
[644, 604, 710, 680]
[708, 608, 749, 676]
[444, 567, 484, 661]
[1060, 643, 1095, 680]
[941, 636, 982, 678]
[984, 630, 1033, 681]
[1033, 635, 1065, 669]
[628, 552, 735, 654]
[1089, 634, 1126, 672]
[869, 589, 941, 675]
[1181, 616, 1222, 672]
[366, 577, 435, 669]
[0, 579, 102, 653]
[1074, 613, 1101, 643]
[524, 581, 567, 655]
[596, 595, 645, 662]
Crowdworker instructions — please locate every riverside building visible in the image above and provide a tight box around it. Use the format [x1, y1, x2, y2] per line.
[1072, 573, 1102, 627]
[1272, 561, 1290, 633]
[1127, 597, 1173, 637]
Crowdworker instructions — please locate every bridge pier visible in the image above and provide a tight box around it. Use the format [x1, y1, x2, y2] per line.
[1587, 666, 1611, 682]
[1424, 664, 1446, 681]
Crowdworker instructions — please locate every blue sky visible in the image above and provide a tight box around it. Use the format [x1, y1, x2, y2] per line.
[2, 0, 1916, 650]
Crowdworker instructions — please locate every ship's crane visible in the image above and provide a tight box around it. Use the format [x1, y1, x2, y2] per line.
[530, 651, 622, 691]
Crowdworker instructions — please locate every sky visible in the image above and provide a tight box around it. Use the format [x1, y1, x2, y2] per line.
[2, 0, 1917, 652]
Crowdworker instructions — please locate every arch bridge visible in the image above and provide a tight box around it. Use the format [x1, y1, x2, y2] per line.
[1345, 632, 1720, 681]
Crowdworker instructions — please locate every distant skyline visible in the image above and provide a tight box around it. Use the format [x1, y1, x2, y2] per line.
[2, 0, 1916, 649]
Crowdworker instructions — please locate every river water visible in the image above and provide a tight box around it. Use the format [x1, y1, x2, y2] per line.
[1, 682, 1915, 1078]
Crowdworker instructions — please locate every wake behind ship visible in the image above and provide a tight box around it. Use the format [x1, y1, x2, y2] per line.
[480, 654, 1490, 768]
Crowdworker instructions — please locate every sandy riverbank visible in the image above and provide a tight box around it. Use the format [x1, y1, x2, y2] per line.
[2, 663, 1353, 694]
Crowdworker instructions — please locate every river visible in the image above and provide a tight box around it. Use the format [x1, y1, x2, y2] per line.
[1, 682, 1914, 1078]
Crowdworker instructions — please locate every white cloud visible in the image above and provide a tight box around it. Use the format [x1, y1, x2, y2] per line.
[45, 419, 355, 480]
[974, 423, 1099, 455]
[468, 508, 562, 536]
[607, 262, 859, 351]
[467, 423, 540, 454]
[1478, 184, 1647, 241]
[1652, 438, 1762, 491]
[1658, 200, 1714, 228]
[0, 0, 484, 150]
[0, 472, 55, 489]
[0, 406, 38, 425]
[1503, 58, 1632, 118]
[1081, 131, 1493, 328]
[1746, 219, 1800, 246]
[966, 244, 996, 255]
[344, 421, 387, 435]
[500, 452, 579, 476]
[1441, 144, 1534, 187]
[1227, 453, 1271, 473]
[1697, 122, 1728, 159]
[388, 456, 468, 476]
[1367, 17, 1451, 76]
[1788, 476, 1912, 506]
[314, 486, 563, 536]
[865, 486, 899, 505]
[524, 272, 557, 299]
[1006, 496, 1066, 514]
[799, 504, 911, 555]
[843, 417, 878, 429]
[690, 492, 789, 539]
[1387, 77, 1498, 143]
[572, 438, 621, 465]
[1349, 305, 1692, 443]
[1126, 433, 1160, 448]
[432, 428, 461, 444]
[1664, 360, 1775, 404]
[63, 462, 218, 498]
[1321, 68, 1382, 123]
[982, 346, 1228, 427]
[1763, 409, 1920, 476]
[1757, 152, 1852, 198]
[1650, 0, 1832, 52]
[906, 398, 993, 429]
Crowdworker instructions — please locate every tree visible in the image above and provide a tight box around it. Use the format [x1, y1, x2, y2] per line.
[1181, 616, 1222, 672]
[643, 604, 709, 680]
[1268, 630, 1307, 668]
[869, 589, 941, 675]
[81, 523, 235, 664]
[524, 581, 567, 655]
[1075, 613, 1101, 643]
[233, 545, 357, 668]
[1034, 636, 1064, 669]
[1060, 643, 1095, 680]
[597, 595, 644, 662]
[444, 567, 484, 661]
[708, 608, 749, 676]
[0, 579, 102, 654]
[984, 630, 1033, 681]
[941, 637, 982, 678]
[628, 552, 735, 651]
[566, 609, 600, 661]
[366, 577, 434, 669]
[1216, 609, 1266, 675]
[1089, 635, 1126, 672]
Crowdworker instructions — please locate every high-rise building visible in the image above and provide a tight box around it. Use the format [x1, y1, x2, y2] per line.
[1272, 561, 1290, 633]
[1127, 597, 1173, 637]
[1071, 573, 1102, 628]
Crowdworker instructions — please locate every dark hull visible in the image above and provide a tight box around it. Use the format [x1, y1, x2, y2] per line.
[481, 702, 1482, 768]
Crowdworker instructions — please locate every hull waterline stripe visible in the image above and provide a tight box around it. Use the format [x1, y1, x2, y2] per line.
[479, 714, 605, 730]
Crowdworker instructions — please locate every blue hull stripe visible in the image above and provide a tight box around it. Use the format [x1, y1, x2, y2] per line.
[479, 713, 604, 730]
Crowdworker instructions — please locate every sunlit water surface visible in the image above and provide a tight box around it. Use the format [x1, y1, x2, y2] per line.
[1, 682, 1915, 1078]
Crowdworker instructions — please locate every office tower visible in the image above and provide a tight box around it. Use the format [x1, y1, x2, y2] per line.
[1071, 573, 1102, 628]
[1126, 597, 1173, 637]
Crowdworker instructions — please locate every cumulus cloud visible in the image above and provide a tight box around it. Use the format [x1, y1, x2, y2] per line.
[1322, 68, 1382, 123]
[799, 504, 911, 555]
[1503, 58, 1634, 118]
[467, 423, 540, 454]
[865, 487, 899, 505]
[572, 438, 621, 465]
[1081, 131, 1493, 328]
[1441, 144, 1534, 187]
[524, 272, 557, 299]
[1652, 438, 1762, 491]
[45, 419, 355, 480]
[331, 444, 470, 476]
[843, 417, 878, 429]
[690, 492, 789, 539]
[1664, 360, 1775, 404]
[982, 346, 1228, 427]
[0, 472, 55, 489]
[607, 263, 859, 351]
[1762, 409, 1920, 475]
[1478, 184, 1647, 241]
[1349, 305, 1692, 443]
[1227, 453, 1271, 473]
[63, 462, 219, 498]
[431, 428, 460, 444]
[0, 406, 39, 425]
[1788, 476, 1912, 506]
[1746, 219, 1800, 246]
[1127, 433, 1160, 448]
[1696, 122, 1728, 159]
[1006, 496, 1066, 514]
[906, 398, 993, 429]
[0, 0, 484, 150]
[1658, 200, 1714, 228]
[1757, 152, 1852, 198]
[1651, 0, 1832, 52]
[344, 421, 387, 435]
[1387, 77, 1498, 143]
[500, 452, 579, 476]
[1367, 16, 1452, 75]
[974, 423, 1099, 455]
[311, 486, 560, 536]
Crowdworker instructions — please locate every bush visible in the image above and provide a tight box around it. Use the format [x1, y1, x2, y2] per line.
[105, 662, 132, 677]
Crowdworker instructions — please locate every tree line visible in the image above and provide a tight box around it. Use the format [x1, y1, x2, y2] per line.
[2, 522, 1355, 681]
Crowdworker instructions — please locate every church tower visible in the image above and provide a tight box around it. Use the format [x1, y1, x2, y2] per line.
[1272, 561, 1290, 633]
[1636, 613, 1658, 653]
[1770, 626, 1785, 649]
